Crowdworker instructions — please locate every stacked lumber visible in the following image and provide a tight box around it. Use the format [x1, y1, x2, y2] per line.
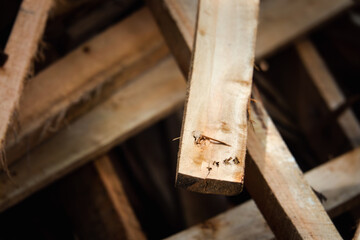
[0, 0, 359, 239]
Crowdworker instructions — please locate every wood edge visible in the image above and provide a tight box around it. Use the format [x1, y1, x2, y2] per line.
[176, 173, 243, 196]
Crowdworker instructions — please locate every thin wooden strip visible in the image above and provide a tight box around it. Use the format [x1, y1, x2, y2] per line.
[147, 2, 341, 239]
[296, 39, 360, 147]
[5, 8, 168, 166]
[0, 57, 186, 212]
[168, 146, 360, 240]
[0, 0, 52, 171]
[176, 0, 259, 195]
[94, 156, 146, 240]
[57, 157, 145, 240]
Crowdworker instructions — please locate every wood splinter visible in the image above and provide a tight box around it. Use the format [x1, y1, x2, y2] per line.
[175, 0, 259, 195]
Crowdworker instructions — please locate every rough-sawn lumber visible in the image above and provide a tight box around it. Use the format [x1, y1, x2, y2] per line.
[176, 0, 259, 195]
[168, 146, 360, 240]
[0, 0, 52, 172]
[146, 1, 342, 239]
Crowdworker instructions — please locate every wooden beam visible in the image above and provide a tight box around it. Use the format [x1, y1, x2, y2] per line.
[94, 156, 146, 240]
[176, 0, 259, 195]
[147, 2, 342, 238]
[57, 155, 146, 240]
[0, 56, 186, 212]
[5, 8, 168, 167]
[296, 39, 360, 147]
[168, 146, 360, 240]
[0, 0, 52, 172]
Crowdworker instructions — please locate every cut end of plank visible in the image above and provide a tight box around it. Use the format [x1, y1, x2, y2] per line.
[176, 172, 243, 196]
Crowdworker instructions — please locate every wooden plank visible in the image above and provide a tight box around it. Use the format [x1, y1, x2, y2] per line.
[296, 39, 360, 147]
[147, 0, 352, 73]
[176, 0, 259, 195]
[147, 2, 342, 239]
[0, 0, 52, 172]
[94, 156, 146, 240]
[0, 56, 186, 212]
[5, 8, 168, 167]
[168, 146, 360, 240]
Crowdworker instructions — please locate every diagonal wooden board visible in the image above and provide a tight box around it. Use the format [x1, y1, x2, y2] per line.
[146, 1, 343, 238]
[168, 146, 360, 240]
[4, 8, 168, 167]
[0, 56, 186, 212]
[176, 0, 259, 195]
[0, 0, 52, 172]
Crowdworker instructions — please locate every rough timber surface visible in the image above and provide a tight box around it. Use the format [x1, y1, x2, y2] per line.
[147, 1, 342, 239]
[5, 8, 167, 167]
[176, 0, 259, 195]
[168, 146, 360, 240]
[0, 57, 186, 212]
[0, 0, 52, 171]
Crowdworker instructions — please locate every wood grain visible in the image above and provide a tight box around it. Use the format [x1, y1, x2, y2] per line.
[0, 0, 52, 171]
[0, 57, 186, 212]
[168, 146, 360, 240]
[176, 0, 259, 195]
[5, 8, 168, 167]
[147, 1, 342, 238]
[94, 156, 146, 240]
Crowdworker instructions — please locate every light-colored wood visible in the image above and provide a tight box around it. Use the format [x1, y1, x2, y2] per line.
[5, 8, 167, 167]
[95, 156, 146, 240]
[0, 57, 186, 212]
[245, 89, 341, 239]
[168, 146, 360, 240]
[147, 2, 342, 239]
[176, 0, 259, 195]
[0, 0, 52, 171]
[296, 39, 360, 147]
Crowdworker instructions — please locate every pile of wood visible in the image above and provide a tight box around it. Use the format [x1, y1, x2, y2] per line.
[0, 0, 360, 239]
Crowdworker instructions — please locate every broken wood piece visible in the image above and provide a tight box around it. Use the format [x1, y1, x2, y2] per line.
[0, 0, 52, 172]
[168, 146, 360, 240]
[147, 1, 342, 238]
[176, 0, 259, 195]
[4, 8, 168, 168]
[0, 56, 186, 212]
[296, 39, 360, 147]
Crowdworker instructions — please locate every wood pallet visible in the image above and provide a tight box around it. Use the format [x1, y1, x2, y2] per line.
[0, 0, 359, 239]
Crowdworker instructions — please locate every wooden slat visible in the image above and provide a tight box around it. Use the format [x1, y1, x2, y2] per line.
[0, 0, 52, 172]
[0, 56, 186, 212]
[176, 0, 259, 195]
[94, 156, 146, 240]
[296, 39, 360, 147]
[5, 8, 168, 167]
[168, 146, 360, 240]
[147, 2, 342, 239]
[57, 155, 145, 240]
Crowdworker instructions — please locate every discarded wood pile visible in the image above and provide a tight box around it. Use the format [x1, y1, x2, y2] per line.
[0, 0, 360, 239]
